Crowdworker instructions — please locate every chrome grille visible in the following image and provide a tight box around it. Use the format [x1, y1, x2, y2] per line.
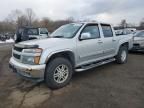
[13, 46, 23, 52]
[13, 45, 23, 60]
[13, 53, 21, 60]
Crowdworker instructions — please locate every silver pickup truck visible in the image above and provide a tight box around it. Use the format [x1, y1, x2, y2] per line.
[9, 22, 133, 89]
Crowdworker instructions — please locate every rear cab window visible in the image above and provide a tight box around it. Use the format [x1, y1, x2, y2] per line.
[101, 24, 113, 38]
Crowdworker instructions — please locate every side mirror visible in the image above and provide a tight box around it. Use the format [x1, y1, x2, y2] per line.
[80, 33, 91, 40]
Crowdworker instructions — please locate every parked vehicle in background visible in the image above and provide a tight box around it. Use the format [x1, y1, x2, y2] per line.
[0, 32, 15, 41]
[115, 28, 136, 36]
[131, 30, 144, 51]
[125, 28, 136, 34]
[9, 22, 133, 89]
[5, 33, 10, 40]
[14, 27, 49, 43]
[0, 34, 7, 41]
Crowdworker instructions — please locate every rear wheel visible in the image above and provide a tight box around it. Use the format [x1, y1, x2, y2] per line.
[115, 46, 128, 64]
[45, 57, 73, 89]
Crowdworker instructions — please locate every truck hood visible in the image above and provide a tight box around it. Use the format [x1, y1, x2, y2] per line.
[18, 38, 72, 49]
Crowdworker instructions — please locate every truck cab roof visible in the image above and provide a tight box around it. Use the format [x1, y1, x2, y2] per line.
[75, 21, 112, 26]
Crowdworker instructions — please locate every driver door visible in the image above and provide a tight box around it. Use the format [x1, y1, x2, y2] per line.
[77, 24, 104, 66]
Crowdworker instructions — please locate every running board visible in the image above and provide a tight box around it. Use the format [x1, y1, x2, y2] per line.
[75, 58, 115, 72]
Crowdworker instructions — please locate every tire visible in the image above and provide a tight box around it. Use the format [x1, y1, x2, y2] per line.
[115, 46, 128, 64]
[45, 57, 73, 89]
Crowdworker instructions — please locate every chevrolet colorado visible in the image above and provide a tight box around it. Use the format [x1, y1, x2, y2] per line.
[9, 22, 133, 89]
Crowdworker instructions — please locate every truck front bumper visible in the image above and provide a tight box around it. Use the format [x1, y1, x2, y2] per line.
[9, 57, 46, 82]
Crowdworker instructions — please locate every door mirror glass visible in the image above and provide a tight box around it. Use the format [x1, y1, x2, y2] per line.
[80, 33, 91, 40]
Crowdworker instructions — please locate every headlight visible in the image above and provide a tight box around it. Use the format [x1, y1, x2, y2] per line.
[21, 48, 42, 65]
[21, 56, 35, 65]
[21, 56, 41, 65]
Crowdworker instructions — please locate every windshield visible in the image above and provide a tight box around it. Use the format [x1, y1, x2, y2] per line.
[135, 31, 144, 37]
[50, 23, 83, 38]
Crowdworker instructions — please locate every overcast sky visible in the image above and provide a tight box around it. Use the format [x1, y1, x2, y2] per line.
[0, 0, 143, 25]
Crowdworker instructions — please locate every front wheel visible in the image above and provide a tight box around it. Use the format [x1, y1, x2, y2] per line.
[45, 57, 73, 89]
[115, 46, 128, 64]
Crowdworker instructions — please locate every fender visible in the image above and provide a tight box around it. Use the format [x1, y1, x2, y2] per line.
[39, 48, 75, 64]
[116, 37, 130, 54]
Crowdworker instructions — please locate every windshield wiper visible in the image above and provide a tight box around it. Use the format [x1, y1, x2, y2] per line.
[51, 35, 64, 38]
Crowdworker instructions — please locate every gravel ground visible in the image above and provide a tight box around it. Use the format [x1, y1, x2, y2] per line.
[0, 44, 144, 108]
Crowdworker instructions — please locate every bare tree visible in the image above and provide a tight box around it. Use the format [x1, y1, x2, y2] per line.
[0, 22, 5, 33]
[0, 8, 76, 33]
[41, 18, 50, 26]
[5, 9, 25, 28]
[0, 20, 16, 34]
[7, 9, 23, 23]
[25, 8, 35, 26]
[17, 15, 28, 27]
[32, 19, 41, 27]
[139, 18, 144, 29]
[67, 17, 74, 23]
[120, 19, 128, 28]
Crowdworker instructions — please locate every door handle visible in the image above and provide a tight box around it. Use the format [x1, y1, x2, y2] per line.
[112, 39, 116, 41]
[98, 40, 103, 44]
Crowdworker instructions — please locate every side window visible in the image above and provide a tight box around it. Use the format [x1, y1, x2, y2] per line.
[40, 28, 48, 34]
[101, 25, 113, 38]
[24, 28, 39, 35]
[81, 25, 100, 39]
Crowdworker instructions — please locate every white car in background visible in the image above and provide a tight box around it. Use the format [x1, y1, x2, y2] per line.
[132, 30, 144, 51]
[115, 28, 136, 36]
